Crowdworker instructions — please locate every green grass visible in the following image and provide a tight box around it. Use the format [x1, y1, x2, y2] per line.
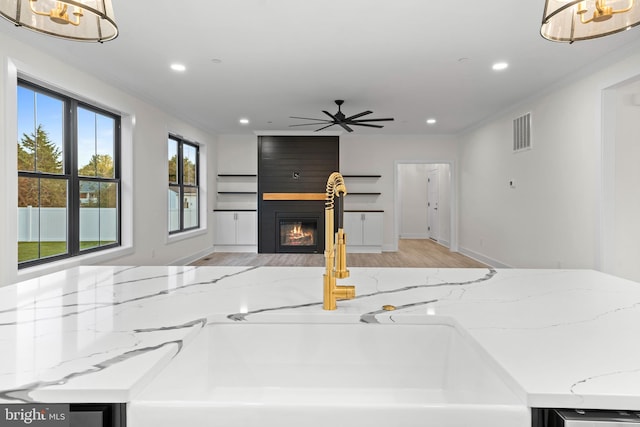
[18, 241, 115, 262]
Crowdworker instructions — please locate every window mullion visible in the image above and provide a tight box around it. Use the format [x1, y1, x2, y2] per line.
[68, 99, 80, 256]
[178, 141, 184, 232]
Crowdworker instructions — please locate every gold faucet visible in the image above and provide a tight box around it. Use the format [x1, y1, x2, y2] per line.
[323, 172, 355, 310]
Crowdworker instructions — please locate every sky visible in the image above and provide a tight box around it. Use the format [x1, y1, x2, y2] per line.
[17, 84, 115, 175]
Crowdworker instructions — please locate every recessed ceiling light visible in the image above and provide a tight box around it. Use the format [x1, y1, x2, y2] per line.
[170, 63, 186, 72]
[239, 118, 250, 125]
[426, 118, 437, 125]
[492, 62, 509, 71]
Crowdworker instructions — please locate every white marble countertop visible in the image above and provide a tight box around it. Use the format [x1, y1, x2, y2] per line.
[1, 266, 640, 410]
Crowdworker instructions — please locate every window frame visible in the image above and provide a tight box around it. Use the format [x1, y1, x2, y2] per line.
[17, 79, 122, 269]
[168, 134, 200, 235]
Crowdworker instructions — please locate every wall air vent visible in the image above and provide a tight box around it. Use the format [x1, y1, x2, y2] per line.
[513, 113, 531, 152]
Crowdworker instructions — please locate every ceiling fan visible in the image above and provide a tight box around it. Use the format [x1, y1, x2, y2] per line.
[290, 100, 394, 132]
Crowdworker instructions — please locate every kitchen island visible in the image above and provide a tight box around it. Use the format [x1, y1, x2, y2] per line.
[2, 266, 640, 425]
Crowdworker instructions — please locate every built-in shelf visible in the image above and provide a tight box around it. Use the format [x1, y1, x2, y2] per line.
[340, 174, 384, 215]
[216, 174, 258, 213]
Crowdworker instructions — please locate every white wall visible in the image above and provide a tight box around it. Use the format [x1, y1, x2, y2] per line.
[1, 36, 218, 285]
[458, 44, 640, 269]
[438, 164, 451, 246]
[612, 79, 640, 281]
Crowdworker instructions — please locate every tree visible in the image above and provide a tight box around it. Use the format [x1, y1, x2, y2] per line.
[78, 154, 116, 208]
[168, 154, 178, 183]
[17, 124, 63, 174]
[78, 154, 114, 178]
[17, 125, 66, 208]
[183, 155, 196, 185]
[168, 154, 196, 184]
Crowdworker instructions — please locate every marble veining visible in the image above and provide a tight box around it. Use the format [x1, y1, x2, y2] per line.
[0, 317, 207, 403]
[228, 268, 497, 321]
[1, 338, 183, 402]
[1, 265, 640, 411]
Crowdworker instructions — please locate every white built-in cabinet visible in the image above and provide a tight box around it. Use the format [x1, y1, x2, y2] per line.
[344, 211, 383, 253]
[214, 211, 257, 248]
[214, 173, 257, 251]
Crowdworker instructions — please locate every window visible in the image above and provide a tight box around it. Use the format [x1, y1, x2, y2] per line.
[17, 80, 121, 268]
[168, 135, 200, 233]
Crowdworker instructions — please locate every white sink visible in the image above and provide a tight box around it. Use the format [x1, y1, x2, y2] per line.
[130, 320, 528, 427]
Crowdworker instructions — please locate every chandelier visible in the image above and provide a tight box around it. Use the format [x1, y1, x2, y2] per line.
[0, 0, 118, 42]
[541, 0, 639, 41]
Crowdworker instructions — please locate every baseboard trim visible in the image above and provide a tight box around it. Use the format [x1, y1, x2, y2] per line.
[457, 247, 512, 268]
[212, 245, 258, 253]
[437, 239, 450, 249]
[399, 233, 430, 239]
[171, 246, 216, 265]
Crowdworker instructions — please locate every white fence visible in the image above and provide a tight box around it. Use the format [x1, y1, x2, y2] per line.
[18, 207, 117, 242]
[168, 190, 198, 231]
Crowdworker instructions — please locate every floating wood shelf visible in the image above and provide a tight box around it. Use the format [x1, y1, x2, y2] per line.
[262, 193, 325, 201]
[342, 174, 382, 178]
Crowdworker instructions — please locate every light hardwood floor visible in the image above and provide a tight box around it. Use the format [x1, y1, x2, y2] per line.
[190, 239, 487, 268]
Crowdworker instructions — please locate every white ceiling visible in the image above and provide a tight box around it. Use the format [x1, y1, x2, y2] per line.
[2, 0, 639, 135]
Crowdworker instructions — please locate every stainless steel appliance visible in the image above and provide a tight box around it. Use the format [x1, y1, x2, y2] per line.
[549, 409, 640, 426]
[70, 404, 125, 427]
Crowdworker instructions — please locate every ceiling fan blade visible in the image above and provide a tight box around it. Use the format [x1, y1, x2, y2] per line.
[350, 117, 394, 122]
[289, 116, 332, 122]
[345, 110, 373, 121]
[322, 110, 339, 121]
[349, 122, 384, 128]
[314, 123, 337, 132]
[338, 122, 354, 132]
[289, 122, 332, 127]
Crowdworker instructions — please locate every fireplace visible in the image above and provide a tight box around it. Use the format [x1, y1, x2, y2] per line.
[257, 135, 338, 253]
[275, 213, 321, 253]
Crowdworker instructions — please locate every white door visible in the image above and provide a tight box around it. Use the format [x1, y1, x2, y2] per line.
[427, 169, 439, 240]
[399, 164, 429, 238]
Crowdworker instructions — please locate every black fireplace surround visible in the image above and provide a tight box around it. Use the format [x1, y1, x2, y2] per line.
[258, 135, 339, 253]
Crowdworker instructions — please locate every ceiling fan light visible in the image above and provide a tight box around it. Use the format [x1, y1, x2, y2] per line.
[0, 0, 118, 42]
[541, 0, 640, 42]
